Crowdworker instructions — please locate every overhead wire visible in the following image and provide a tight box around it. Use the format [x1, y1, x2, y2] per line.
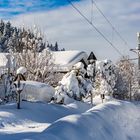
[67, 0, 123, 56]
[91, 0, 130, 49]
[91, 0, 94, 23]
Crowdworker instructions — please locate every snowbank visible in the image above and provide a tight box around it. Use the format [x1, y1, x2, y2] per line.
[0, 100, 139, 140]
[30, 101, 140, 140]
[20, 81, 55, 102]
[0, 100, 91, 140]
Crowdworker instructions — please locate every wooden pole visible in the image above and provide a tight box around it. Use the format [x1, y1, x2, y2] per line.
[137, 33, 140, 86]
[129, 79, 132, 101]
[17, 75, 21, 109]
[90, 92, 93, 105]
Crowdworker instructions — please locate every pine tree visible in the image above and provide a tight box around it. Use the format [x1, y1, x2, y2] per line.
[0, 20, 47, 53]
[54, 42, 58, 51]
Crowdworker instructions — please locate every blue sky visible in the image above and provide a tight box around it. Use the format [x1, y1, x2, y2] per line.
[0, 0, 80, 19]
[0, 0, 140, 61]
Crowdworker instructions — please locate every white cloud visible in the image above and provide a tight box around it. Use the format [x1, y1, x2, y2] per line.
[10, 0, 139, 62]
[0, 7, 25, 12]
[119, 13, 140, 21]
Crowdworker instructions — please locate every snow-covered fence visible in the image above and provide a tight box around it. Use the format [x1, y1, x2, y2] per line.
[20, 81, 55, 102]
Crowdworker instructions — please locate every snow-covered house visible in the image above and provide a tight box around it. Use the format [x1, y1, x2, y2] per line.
[52, 50, 88, 73]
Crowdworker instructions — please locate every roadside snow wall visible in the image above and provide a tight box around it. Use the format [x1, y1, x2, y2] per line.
[30, 101, 140, 140]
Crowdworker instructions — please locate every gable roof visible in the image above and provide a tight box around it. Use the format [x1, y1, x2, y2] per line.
[87, 52, 97, 61]
[52, 50, 88, 72]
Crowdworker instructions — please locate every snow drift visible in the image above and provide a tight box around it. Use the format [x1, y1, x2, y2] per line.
[0, 100, 139, 140]
[29, 101, 140, 140]
[20, 81, 55, 102]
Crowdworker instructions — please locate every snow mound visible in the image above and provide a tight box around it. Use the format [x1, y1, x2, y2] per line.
[0, 100, 139, 140]
[30, 101, 140, 140]
[20, 81, 55, 102]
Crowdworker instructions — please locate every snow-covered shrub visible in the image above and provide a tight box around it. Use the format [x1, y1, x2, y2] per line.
[53, 62, 93, 104]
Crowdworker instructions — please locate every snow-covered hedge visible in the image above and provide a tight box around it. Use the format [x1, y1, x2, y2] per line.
[20, 81, 55, 102]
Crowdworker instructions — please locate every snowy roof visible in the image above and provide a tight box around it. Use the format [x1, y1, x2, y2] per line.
[87, 52, 97, 60]
[52, 50, 88, 72]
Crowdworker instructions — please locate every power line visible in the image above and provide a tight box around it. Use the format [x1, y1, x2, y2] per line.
[91, 0, 130, 49]
[67, 0, 123, 56]
[120, 58, 138, 62]
[91, 0, 94, 23]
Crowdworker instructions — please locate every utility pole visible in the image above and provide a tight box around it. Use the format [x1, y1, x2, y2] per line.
[137, 32, 140, 86]
[137, 32, 140, 69]
[130, 32, 140, 86]
[129, 78, 132, 101]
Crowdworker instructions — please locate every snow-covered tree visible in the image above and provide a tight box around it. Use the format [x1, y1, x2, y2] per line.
[115, 56, 140, 100]
[53, 62, 93, 104]
[14, 48, 56, 85]
[95, 60, 117, 97]
[0, 20, 62, 85]
[0, 20, 62, 52]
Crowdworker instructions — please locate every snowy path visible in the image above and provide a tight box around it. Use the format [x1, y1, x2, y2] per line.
[0, 100, 140, 140]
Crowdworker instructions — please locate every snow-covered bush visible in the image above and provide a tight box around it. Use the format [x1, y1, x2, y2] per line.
[53, 62, 93, 104]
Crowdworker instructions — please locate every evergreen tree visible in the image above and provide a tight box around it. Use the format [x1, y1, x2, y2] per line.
[54, 42, 58, 51]
[0, 20, 47, 53]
